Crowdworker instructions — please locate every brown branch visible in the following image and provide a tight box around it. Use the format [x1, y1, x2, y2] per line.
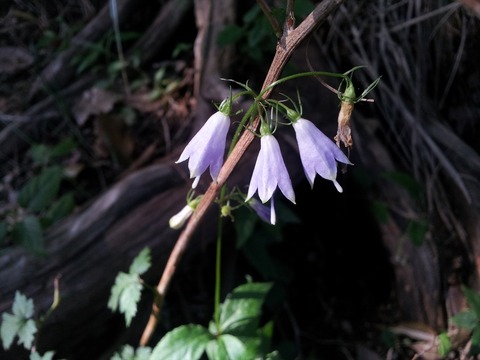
[139, 0, 345, 346]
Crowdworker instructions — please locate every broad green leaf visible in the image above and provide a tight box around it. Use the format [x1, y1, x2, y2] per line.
[18, 166, 63, 212]
[129, 247, 151, 275]
[30, 351, 55, 360]
[108, 272, 142, 327]
[12, 215, 44, 255]
[218, 282, 272, 335]
[451, 309, 478, 330]
[437, 332, 451, 357]
[207, 334, 248, 360]
[110, 344, 151, 360]
[1, 291, 37, 350]
[463, 286, 480, 318]
[150, 324, 210, 360]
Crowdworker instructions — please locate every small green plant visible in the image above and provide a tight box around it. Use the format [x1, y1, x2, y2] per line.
[447, 285, 480, 355]
[108, 247, 152, 327]
[0, 138, 77, 254]
[0, 286, 61, 359]
[108, 248, 278, 360]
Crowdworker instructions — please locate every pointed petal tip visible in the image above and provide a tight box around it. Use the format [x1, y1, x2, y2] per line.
[192, 176, 200, 189]
[333, 180, 343, 193]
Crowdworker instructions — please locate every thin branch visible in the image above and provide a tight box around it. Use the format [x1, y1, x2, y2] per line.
[257, 0, 283, 38]
[139, 0, 345, 346]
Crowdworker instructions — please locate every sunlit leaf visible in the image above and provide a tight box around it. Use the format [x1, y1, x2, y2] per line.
[218, 282, 272, 335]
[150, 325, 210, 360]
[129, 247, 151, 275]
[30, 351, 55, 360]
[110, 344, 151, 360]
[108, 272, 142, 327]
[437, 332, 451, 357]
[1, 291, 37, 350]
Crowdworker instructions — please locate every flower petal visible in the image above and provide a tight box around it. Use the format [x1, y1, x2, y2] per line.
[246, 134, 295, 204]
[293, 118, 351, 191]
[176, 111, 230, 185]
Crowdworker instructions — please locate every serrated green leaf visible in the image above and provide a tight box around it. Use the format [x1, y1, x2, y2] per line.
[1, 313, 21, 349]
[129, 247, 151, 275]
[219, 282, 272, 335]
[150, 324, 210, 360]
[1, 291, 37, 350]
[30, 351, 55, 360]
[17, 318, 36, 349]
[111, 344, 151, 360]
[108, 272, 142, 327]
[463, 286, 480, 318]
[451, 309, 478, 330]
[437, 332, 451, 357]
[12, 215, 44, 255]
[18, 166, 63, 212]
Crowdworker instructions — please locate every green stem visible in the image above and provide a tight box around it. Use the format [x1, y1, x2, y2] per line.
[259, 70, 348, 98]
[214, 186, 227, 332]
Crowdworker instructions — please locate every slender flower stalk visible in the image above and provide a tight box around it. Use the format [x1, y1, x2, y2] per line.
[176, 99, 231, 188]
[292, 117, 352, 192]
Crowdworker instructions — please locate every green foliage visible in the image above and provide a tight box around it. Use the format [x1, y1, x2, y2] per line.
[18, 166, 63, 213]
[437, 332, 451, 357]
[11, 215, 44, 255]
[151, 282, 273, 360]
[234, 203, 297, 281]
[1, 291, 37, 350]
[150, 325, 211, 360]
[448, 286, 480, 355]
[217, 1, 314, 65]
[108, 248, 152, 326]
[1, 138, 78, 254]
[111, 345, 152, 360]
[30, 351, 56, 360]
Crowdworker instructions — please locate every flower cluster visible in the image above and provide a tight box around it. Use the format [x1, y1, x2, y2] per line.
[174, 94, 352, 227]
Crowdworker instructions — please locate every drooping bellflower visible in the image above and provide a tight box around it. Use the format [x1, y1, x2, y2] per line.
[291, 117, 352, 192]
[245, 121, 295, 225]
[176, 99, 231, 188]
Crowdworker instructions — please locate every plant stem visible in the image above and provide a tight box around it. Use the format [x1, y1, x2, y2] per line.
[214, 194, 224, 332]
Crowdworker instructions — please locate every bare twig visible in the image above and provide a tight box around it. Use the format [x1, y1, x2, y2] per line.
[139, 0, 345, 346]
